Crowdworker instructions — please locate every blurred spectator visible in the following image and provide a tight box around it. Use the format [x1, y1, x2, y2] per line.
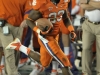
[80, 0, 100, 75]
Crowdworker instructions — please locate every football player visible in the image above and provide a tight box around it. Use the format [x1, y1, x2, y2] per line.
[30, 1, 76, 75]
[6, 0, 76, 75]
[30, 0, 76, 75]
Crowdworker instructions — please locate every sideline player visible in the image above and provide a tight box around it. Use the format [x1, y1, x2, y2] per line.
[0, 0, 32, 75]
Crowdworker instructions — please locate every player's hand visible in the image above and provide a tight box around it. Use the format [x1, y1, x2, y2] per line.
[70, 31, 77, 41]
[33, 26, 53, 36]
[40, 26, 53, 36]
[20, 20, 28, 28]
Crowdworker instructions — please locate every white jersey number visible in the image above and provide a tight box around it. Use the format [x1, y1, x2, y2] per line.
[48, 10, 64, 23]
[32, 0, 37, 6]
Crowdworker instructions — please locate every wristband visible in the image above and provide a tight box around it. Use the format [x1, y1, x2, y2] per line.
[68, 25, 74, 32]
[33, 26, 41, 34]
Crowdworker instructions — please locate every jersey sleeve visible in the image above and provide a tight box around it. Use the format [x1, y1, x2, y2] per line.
[32, 0, 46, 10]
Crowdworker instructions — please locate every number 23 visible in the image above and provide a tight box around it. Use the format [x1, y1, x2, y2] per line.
[48, 10, 64, 23]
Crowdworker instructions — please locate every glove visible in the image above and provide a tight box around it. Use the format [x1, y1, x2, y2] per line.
[70, 31, 77, 41]
[67, 25, 76, 41]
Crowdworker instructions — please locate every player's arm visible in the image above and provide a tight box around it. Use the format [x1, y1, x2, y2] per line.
[62, 9, 76, 40]
[26, 9, 42, 29]
[63, 9, 74, 32]
[89, 1, 100, 9]
[26, 9, 52, 35]
[80, 3, 96, 11]
[80, 0, 98, 11]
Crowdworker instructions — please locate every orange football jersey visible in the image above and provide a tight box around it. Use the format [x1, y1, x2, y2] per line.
[32, 0, 70, 35]
[0, 0, 32, 26]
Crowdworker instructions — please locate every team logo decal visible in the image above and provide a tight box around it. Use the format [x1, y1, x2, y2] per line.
[48, 7, 53, 11]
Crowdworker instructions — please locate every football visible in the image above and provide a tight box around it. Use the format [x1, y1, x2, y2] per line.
[35, 18, 53, 32]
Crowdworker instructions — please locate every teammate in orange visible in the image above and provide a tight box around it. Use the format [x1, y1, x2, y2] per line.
[0, 0, 32, 75]
[6, 0, 76, 75]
